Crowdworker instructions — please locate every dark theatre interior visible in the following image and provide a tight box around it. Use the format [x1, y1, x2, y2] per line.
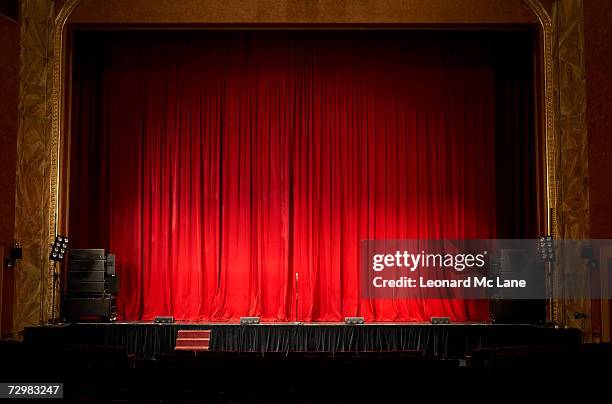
[1, 0, 612, 401]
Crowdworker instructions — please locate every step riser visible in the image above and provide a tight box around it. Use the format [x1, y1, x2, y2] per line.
[176, 339, 210, 348]
[177, 330, 211, 338]
[175, 330, 211, 351]
[175, 346, 210, 351]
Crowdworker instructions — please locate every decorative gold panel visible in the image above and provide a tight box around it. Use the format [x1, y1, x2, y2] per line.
[13, 0, 55, 337]
[551, 0, 590, 334]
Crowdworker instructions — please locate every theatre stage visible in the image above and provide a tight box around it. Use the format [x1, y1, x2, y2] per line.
[23, 322, 581, 359]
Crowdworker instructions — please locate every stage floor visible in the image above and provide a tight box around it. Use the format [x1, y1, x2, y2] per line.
[23, 322, 581, 359]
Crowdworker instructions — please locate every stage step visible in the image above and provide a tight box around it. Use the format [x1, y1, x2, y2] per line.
[175, 330, 211, 352]
[175, 345, 210, 351]
[177, 330, 211, 339]
[176, 338, 210, 348]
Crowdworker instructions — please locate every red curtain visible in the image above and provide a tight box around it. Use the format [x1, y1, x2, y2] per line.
[70, 31, 535, 322]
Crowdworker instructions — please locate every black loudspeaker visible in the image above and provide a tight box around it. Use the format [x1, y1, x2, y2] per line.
[65, 296, 112, 319]
[69, 271, 106, 282]
[491, 299, 546, 324]
[68, 256, 106, 295]
[154, 316, 174, 324]
[106, 254, 115, 275]
[71, 249, 106, 260]
[70, 259, 105, 272]
[491, 248, 546, 324]
[66, 249, 118, 322]
[105, 274, 119, 294]
[9, 247, 22, 260]
[69, 281, 106, 295]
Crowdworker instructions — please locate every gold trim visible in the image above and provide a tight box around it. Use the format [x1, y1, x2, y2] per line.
[520, 0, 557, 324]
[521, 0, 555, 237]
[48, 0, 83, 321]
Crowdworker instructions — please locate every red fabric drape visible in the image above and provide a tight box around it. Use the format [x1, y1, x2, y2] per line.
[70, 31, 535, 322]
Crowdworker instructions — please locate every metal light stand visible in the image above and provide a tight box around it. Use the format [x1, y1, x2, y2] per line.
[545, 260, 554, 325]
[540, 235, 555, 326]
[48, 233, 69, 325]
[49, 260, 59, 325]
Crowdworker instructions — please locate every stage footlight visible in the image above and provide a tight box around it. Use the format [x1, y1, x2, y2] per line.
[344, 317, 365, 325]
[240, 317, 260, 325]
[49, 235, 70, 262]
[154, 316, 175, 324]
[431, 317, 451, 324]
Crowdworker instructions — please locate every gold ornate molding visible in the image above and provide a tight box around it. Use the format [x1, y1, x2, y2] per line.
[521, 0, 556, 238]
[13, 0, 56, 336]
[47, 0, 84, 321]
[550, 0, 590, 332]
[521, 0, 562, 326]
[523, 0, 592, 329]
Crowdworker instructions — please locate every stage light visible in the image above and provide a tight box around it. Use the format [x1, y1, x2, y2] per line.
[5, 243, 22, 268]
[49, 235, 70, 262]
[538, 236, 555, 262]
[431, 317, 451, 324]
[240, 317, 260, 325]
[344, 317, 365, 325]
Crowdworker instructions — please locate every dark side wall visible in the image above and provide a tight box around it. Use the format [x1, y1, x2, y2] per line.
[0, 12, 19, 336]
[0, 16, 18, 247]
[585, 1, 612, 238]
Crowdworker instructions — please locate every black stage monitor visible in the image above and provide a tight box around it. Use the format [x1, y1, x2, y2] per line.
[154, 316, 174, 324]
[240, 317, 260, 325]
[344, 317, 365, 325]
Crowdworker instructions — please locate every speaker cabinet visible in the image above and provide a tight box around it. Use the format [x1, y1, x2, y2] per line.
[65, 296, 112, 320]
[105, 274, 119, 294]
[491, 299, 545, 324]
[106, 254, 116, 275]
[69, 271, 105, 283]
[65, 249, 118, 322]
[69, 281, 106, 295]
[70, 249, 106, 260]
[70, 259, 105, 272]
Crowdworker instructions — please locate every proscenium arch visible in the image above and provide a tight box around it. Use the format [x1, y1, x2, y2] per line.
[47, 0, 556, 316]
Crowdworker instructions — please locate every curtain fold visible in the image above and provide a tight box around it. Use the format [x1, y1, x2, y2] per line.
[70, 31, 535, 322]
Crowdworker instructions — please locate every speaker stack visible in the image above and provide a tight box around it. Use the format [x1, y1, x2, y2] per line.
[490, 249, 546, 325]
[65, 249, 118, 322]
